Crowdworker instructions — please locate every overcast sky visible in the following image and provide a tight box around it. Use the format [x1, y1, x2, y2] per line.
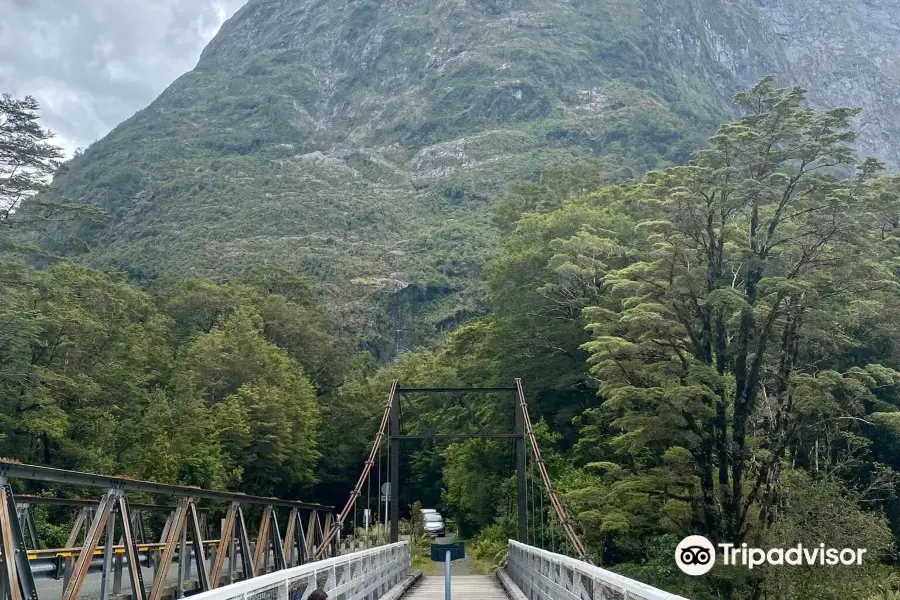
[0, 0, 248, 158]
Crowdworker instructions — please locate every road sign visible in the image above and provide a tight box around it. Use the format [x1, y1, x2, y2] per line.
[381, 482, 391, 496]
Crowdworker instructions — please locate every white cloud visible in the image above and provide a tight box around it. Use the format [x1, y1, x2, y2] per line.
[0, 0, 248, 158]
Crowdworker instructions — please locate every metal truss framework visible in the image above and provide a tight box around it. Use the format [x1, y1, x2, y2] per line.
[0, 463, 336, 600]
[192, 542, 410, 600]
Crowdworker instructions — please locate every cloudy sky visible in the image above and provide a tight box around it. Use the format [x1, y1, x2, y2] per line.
[0, 0, 248, 158]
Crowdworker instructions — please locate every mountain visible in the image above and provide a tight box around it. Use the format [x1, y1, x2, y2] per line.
[36, 0, 900, 355]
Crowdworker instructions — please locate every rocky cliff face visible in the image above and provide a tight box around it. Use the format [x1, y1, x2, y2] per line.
[647, 0, 900, 168]
[37, 0, 900, 353]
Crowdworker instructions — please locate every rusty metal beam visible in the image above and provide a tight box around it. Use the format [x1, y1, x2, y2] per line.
[147, 497, 190, 600]
[14, 495, 206, 512]
[304, 510, 316, 559]
[16, 504, 39, 551]
[64, 507, 88, 549]
[209, 502, 237, 587]
[270, 508, 285, 570]
[1, 485, 38, 600]
[186, 502, 210, 592]
[117, 496, 146, 600]
[251, 507, 272, 574]
[62, 489, 115, 600]
[321, 513, 333, 559]
[296, 510, 309, 564]
[235, 506, 254, 580]
[281, 509, 297, 567]
[0, 463, 332, 512]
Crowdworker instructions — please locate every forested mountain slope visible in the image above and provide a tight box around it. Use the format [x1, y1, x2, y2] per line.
[35, 0, 900, 353]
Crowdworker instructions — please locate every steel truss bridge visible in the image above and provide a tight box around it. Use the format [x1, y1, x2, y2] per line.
[0, 380, 688, 600]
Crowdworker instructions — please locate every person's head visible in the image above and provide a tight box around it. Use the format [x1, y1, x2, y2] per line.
[309, 590, 327, 600]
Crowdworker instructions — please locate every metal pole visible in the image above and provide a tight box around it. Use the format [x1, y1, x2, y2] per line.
[113, 552, 123, 594]
[445, 550, 451, 600]
[61, 557, 73, 600]
[177, 524, 185, 599]
[514, 392, 527, 542]
[229, 535, 235, 584]
[99, 503, 116, 600]
[390, 392, 400, 543]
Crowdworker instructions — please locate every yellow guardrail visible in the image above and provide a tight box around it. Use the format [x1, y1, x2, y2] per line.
[18, 539, 222, 561]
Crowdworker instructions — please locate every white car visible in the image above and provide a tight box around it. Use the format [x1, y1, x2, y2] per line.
[423, 512, 445, 536]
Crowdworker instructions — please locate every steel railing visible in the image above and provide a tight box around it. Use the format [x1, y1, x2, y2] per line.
[188, 542, 410, 600]
[506, 541, 689, 600]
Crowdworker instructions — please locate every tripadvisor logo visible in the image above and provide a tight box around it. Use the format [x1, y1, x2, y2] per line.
[675, 536, 868, 576]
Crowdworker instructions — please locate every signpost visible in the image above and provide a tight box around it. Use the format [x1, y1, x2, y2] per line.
[380, 482, 390, 530]
[430, 542, 465, 600]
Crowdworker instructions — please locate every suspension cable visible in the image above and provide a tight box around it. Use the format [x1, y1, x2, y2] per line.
[515, 378, 591, 562]
[315, 381, 397, 558]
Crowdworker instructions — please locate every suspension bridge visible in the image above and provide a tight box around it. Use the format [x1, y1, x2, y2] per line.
[0, 380, 687, 600]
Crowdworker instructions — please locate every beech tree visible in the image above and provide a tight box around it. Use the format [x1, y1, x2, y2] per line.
[0, 94, 64, 226]
[577, 78, 900, 544]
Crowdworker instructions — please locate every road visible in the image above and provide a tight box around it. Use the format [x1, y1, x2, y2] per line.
[33, 551, 252, 600]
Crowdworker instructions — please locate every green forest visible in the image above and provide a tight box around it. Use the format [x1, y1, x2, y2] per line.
[6, 79, 900, 599]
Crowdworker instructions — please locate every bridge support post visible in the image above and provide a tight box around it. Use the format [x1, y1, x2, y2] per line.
[252, 507, 272, 575]
[271, 508, 286, 569]
[320, 513, 333, 559]
[64, 507, 88, 549]
[304, 511, 316, 562]
[147, 497, 190, 600]
[98, 501, 115, 600]
[0, 478, 39, 600]
[282, 508, 298, 567]
[389, 393, 400, 544]
[15, 503, 38, 551]
[116, 496, 147, 600]
[210, 502, 238, 587]
[235, 506, 254, 579]
[62, 489, 116, 600]
[514, 393, 527, 543]
[186, 500, 210, 591]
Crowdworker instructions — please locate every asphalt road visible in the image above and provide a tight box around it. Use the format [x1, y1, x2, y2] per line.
[33, 551, 258, 600]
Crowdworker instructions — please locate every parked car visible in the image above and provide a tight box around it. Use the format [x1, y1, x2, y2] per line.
[423, 512, 445, 536]
[420, 508, 438, 514]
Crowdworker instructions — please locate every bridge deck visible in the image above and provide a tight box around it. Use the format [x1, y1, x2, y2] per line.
[402, 575, 507, 599]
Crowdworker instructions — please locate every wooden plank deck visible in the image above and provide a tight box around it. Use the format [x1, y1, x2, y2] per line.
[402, 575, 507, 599]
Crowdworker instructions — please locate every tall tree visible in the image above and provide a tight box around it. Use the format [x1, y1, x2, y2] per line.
[0, 95, 64, 234]
[0, 94, 101, 262]
[577, 78, 900, 546]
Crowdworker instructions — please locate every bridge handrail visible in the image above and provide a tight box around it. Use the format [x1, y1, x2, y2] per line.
[190, 542, 410, 600]
[507, 541, 689, 600]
